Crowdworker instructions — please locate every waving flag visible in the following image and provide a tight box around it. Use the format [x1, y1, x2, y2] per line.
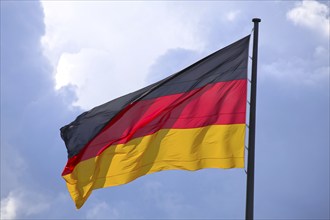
[60, 35, 250, 209]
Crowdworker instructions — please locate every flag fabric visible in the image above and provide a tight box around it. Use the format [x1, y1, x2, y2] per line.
[60, 35, 250, 209]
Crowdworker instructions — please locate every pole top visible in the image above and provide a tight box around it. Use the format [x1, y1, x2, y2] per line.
[252, 18, 261, 23]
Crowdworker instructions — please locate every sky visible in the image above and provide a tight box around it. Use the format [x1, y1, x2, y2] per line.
[0, 1, 329, 219]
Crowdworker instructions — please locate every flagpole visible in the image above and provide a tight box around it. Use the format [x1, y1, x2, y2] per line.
[245, 18, 261, 220]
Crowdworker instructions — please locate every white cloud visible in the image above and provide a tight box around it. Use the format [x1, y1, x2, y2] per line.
[287, 0, 330, 38]
[260, 54, 329, 87]
[0, 143, 50, 219]
[226, 10, 241, 21]
[86, 201, 119, 219]
[41, 1, 206, 110]
[1, 193, 17, 220]
[0, 143, 64, 219]
[143, 181, 191, 218]
[0, 190, 50, 219]
[1, 142, 27, 194]
[314, 45, 329, 61]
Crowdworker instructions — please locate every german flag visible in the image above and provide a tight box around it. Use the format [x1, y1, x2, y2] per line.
[60, 35, 250, 209]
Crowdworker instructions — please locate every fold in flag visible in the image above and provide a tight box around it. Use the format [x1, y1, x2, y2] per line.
[60, 35, 250, 209]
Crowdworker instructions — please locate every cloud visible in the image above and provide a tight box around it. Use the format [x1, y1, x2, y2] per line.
[1, 193, 16, 220]
[142, 181, 192, 218]
[41, 1, 206, 110]
[1, 190, 50, 219]
[226, 10, 241, 22]
[287, 0, 330, 38]
[260, 40, 329, 88]
[0, 143, 27, 196]
[85, 201, 119, 219]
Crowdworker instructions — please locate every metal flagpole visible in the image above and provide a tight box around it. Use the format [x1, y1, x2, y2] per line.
[245, 18, 261, 220]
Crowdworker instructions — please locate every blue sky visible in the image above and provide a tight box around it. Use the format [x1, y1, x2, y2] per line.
[1, 1, 329, 219]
